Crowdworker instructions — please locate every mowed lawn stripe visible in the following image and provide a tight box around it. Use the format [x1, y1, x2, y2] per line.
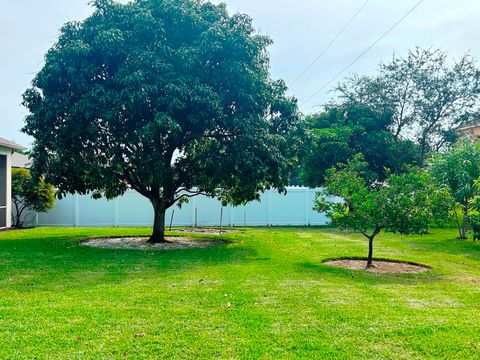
[0, 227, 479, 358]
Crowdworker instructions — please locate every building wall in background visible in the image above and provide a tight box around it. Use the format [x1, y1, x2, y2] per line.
[0, 148, 12, 228]
[457, 120, 480, 141]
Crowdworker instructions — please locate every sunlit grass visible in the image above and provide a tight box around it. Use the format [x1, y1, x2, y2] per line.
[0, 227, 479, 358]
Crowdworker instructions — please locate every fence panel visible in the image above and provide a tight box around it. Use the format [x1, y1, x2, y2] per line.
[37, 194, 75, 226]
[117, 191, 152, 226]
[33, 187, 329, 227]
[78, 195, 114, 226]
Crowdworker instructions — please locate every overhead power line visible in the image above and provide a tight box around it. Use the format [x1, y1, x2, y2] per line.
[290, 0, 369, 89]
[302, 0, 425, 107]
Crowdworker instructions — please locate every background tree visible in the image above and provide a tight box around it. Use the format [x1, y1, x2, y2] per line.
[11, 168, 56, 228]
[337, 48, 480, 161]
[429, 141, 480, 239]
[469, 190, 480, 242]
[22, 0, 301, 242]
[300, 103, 420, 186]
[468, 178, 480, 242]
[314, 156, 450, 267]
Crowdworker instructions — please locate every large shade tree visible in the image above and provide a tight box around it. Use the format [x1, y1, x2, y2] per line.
[22, 0, 301, 242]
[336, 48, 480, 161]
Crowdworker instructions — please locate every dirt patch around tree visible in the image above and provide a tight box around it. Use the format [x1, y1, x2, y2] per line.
[177, 227, 237, 234]
[80, 236, 227, 251]
[323, 258, 430, 274]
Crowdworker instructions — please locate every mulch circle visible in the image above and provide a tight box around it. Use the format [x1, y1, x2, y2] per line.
[177, 228, 237, 234]
[80, 236, 227, 251]
[323, 258, 430, 274]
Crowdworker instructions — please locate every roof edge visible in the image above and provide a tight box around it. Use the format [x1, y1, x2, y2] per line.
[0, 137, 27, 151]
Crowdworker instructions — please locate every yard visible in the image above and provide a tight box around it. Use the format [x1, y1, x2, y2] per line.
[1, 227, 479, 359]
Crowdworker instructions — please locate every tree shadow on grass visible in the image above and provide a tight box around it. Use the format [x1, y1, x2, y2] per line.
[0, 233, 258, 278]
[404, 235, 480, 261]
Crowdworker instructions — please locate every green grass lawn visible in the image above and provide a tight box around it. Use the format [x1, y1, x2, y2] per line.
[1, 227, 479, 359]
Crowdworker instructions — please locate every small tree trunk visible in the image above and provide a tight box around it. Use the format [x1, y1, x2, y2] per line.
[12, 202, 24, 228]
[365, 227, 381, 268]
[366, 236, 374, 268]
[148, 200, 167, 243]
[454, 207, 463, 239]
[461, 207, 469, 240]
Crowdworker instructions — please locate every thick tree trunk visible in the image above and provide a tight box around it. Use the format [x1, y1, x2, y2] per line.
[148, 200, 167, 243]
[366, 236, 374, 268]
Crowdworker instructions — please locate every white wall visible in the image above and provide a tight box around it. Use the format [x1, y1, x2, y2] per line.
[0, 147, 12, 228]
[35, 187, 329, 227]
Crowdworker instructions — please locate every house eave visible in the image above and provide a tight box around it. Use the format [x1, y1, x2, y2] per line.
[0, 138, 26, 152]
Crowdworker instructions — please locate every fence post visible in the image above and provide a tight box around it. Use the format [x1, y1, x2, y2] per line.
[73, 193, 79, 227]
[305, 188, 310, 226]
[191, 195, 197, 227]
[267, 189, 272, 227]
[113, 197, 119, 227]
[229, 205, 234, 227]
[219, 207, 223, 232]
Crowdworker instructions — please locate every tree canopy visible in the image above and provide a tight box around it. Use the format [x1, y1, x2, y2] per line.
[300, 104, 420, 186]
[469, 182, 480, 242]
[22, 0, 301, 242]
[429, 141, 480, 239]
[11, 168, 56, 228]
[336, 48, 480, 161]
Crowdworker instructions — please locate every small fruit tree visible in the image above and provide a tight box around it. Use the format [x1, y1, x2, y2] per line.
[11, 168, 56, 228]
[429, 141, 480, 239]
[314, 156, 450, 267]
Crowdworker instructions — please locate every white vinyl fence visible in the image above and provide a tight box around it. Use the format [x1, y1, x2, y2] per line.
[32, 187, 328, 227]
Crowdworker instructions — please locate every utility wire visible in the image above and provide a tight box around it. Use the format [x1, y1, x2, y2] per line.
[290, 0, 369, 89]
[302, 0, 425, 107]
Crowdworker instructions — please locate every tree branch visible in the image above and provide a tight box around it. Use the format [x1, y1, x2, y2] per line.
[174, 190, 210, 203]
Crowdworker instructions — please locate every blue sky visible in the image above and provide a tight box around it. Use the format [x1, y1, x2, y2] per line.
[2, 0, 480, 146]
